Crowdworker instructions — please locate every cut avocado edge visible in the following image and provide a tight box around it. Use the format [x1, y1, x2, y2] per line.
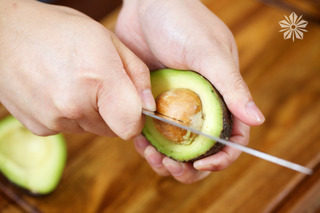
[0, 116, 67, 195]
[143, 69, 232, 162]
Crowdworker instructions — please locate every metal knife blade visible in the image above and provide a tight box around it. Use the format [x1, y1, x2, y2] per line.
[142, 110, 313, 175]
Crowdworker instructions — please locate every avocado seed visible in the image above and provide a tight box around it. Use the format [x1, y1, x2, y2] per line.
[154, 88, 204, 144]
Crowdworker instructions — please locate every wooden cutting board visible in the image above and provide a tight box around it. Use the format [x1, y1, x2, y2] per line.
[0, 0, 319, 212]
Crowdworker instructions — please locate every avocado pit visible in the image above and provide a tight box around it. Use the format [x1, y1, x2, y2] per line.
[154, 88, 204, 144]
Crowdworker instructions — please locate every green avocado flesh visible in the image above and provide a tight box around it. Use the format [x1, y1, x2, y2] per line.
[143, 69, 232, 162]
[0, 116, 66, 194]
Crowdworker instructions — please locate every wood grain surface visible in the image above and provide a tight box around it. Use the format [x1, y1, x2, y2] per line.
[1, 0, 320, 212]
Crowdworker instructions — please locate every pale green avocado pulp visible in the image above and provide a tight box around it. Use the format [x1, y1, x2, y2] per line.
[0, 116, 66, 194]
[143, 69, 225, 162]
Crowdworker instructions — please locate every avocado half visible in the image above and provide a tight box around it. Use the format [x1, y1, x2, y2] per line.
[0, 116, 66, 194]
[143, 69, 232, 162]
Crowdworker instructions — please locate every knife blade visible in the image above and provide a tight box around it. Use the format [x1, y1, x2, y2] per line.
[142, 110, 313, 175]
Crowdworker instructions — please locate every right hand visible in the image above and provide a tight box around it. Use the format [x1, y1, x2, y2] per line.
[0, 0, 155, 139]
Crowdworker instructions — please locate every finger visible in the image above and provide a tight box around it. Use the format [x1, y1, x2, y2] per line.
[111, 34, 156, 112]
[77, 113, 116, 137]
[193, 117, 250, 171]
[51, 83, 115, 136]
[2, 102, 59, 136]
[144, 146, 170, 176]
[230, 37, 239, 70]
[97, 60, 143, 140]
[57, 103, 115, 136]
[50, 117, 83, 134]
[190, 47, 265, 126]
[133, 134, 149, 157]
[163, 157, 210, 184]
[134, 135, 170, 176]
[21, 117, 58, 136]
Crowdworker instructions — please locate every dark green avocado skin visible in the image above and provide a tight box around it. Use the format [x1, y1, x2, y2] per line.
[144, 70, 233, 162]
[187, 87, 233, 162]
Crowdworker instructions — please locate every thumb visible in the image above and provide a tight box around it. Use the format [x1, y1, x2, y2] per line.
[111, 34, 156, 112]
[192, 52, 265, 126]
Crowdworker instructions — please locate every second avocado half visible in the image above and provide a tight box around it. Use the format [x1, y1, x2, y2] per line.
[0, 116, 66, 195]
[143, 69, 232, 162]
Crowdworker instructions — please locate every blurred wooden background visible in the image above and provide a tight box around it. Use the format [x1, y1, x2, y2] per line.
[52, 0, 121, 20]
[0, 0, 320, 212]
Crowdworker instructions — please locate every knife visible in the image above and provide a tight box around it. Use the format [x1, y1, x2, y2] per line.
[142, 110, 313, 175]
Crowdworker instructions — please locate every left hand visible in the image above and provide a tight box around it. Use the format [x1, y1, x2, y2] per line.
[116, 0, 265, 183]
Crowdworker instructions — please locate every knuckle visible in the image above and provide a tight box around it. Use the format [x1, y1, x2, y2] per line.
[45, 123, 62, 133]
[218, 157, 232, 171]
[133, 62, 149, 76]
[60, 105, 83, 120]
[54, 97, 83, 120]
[46, 117, 69, 133]
[209, 164, 224, 171]
[225, 73, 250, 103]
[207, 161, 225, 171]
[128, 62, 150, 86]
[232, 73, 246, 91]
[226, 69, 247, 93]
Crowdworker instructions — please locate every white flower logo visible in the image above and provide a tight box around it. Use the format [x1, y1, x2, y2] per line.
[279, 12, 308, 41]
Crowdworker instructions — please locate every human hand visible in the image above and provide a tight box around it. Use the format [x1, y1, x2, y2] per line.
[0, 0, 155, 139]
[116, 0, 265, 183]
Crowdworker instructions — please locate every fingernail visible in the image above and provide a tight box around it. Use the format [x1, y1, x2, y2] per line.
[163, 158, 184, 176]
[194, 160, 207, 170]
[245, 101, 265, 123]
[141, 89, 156, 111]
[194, 160, 215, 170]
[144, 146, 162, 168]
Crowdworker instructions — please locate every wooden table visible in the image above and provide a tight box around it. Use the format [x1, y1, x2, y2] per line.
[1, 0, 320, 212]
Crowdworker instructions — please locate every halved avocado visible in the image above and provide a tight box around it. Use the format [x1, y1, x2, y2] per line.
[143, 69, 232, 162]
[0, 116, 66, 194]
